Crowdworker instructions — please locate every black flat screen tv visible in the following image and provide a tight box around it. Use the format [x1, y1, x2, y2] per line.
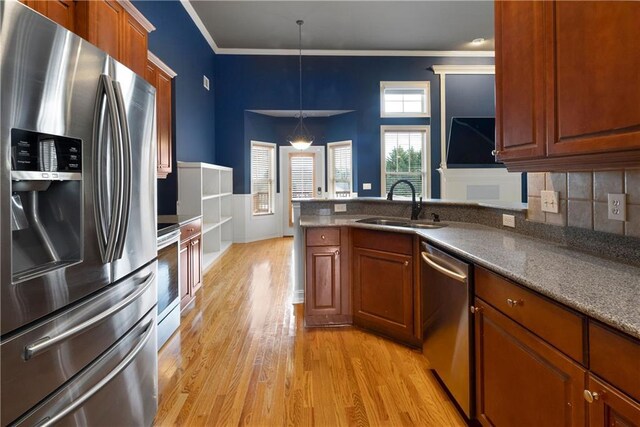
[447, 117, 500, 166]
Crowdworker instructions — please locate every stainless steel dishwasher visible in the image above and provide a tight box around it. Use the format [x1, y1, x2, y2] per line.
[421, 241, 473, 419]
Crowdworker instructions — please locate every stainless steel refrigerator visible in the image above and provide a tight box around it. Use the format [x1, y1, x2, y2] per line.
[1, 1, 158, 425]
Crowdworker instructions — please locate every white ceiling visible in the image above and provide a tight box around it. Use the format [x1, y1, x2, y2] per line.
[188, 1, 495, 53]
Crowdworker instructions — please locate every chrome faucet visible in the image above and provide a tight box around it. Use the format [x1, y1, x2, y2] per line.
[386, 179, 423, 220]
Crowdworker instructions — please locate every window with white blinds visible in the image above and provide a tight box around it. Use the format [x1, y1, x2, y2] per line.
[381, 127, 428, 198]
[328, 141, 352, 198]
[251, 142, 275, 215]
[380, 81, 430, 118]
[289, 155, 315, 200]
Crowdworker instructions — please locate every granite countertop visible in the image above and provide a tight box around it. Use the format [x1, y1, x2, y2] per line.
[300, 214, 640, 340]
[157, 214, 202, 227]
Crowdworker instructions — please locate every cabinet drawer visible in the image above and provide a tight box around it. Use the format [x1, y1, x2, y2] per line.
[475, 267, 585, 363]
[352, 228, 412, 255]
[180, 219, 201, 242]
[589, 322, 640, 402]
[306, 228, 340, 246]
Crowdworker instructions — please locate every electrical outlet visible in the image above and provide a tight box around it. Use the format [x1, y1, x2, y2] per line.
[540, 190, 559, 213]
[362, 183, 372, 190]
[608, 193, 626, 221]
[334, 204, 347, 213]
[502, 214, 516, 228]
[203, 75, 210, 91]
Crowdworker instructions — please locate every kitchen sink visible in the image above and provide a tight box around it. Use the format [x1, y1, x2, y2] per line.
[355, 217, 447, 229]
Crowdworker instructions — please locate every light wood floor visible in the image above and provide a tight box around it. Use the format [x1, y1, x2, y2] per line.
[154, 237, 465, 427]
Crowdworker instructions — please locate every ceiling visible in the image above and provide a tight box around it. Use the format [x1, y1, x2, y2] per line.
[248, 110, 354, 117]
[188, 1, 494, 53]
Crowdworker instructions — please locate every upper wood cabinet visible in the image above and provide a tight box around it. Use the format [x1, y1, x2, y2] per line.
[495, 0, 640, 171]
[20, 0, 154, 77]
[146, 54, 176, 179]
[22, 0, 75, 31]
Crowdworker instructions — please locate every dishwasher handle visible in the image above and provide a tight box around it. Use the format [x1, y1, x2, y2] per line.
[421, 252, 467, 283]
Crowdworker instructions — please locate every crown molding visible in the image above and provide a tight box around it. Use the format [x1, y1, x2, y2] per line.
[216, 47, 494, 57]
[148, 51, 178, 78]
[180, 0, 219, 54]
[430, 64, 495, 75]
[119, 0, 155, 33]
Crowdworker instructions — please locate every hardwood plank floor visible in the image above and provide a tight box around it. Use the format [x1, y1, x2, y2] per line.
[154, 237, 465, 427]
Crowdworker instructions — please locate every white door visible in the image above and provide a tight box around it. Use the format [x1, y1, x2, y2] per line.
[279, 146, 325, 236]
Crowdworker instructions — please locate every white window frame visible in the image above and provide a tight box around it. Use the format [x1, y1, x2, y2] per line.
[380, 81, 431, 118]
[380, 125, 431, 198]
[327, 140, 353, 198]
[250, 141, 276, 216]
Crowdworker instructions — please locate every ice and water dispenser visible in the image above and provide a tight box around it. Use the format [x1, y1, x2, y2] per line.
[10, 128, 83, 282]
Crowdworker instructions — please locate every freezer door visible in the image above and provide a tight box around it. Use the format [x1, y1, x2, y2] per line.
[0, 1, 113, 334]
[0, 261, 157, 426]
[108, 59, 157, 282]
[12, 309, 158, 427]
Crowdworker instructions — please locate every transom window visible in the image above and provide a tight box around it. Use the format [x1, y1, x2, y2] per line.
[381, 126, 429, 198]
[251, 141, 276, 215]
[327, 141, 353, 198]
[380, 81, 430, 118]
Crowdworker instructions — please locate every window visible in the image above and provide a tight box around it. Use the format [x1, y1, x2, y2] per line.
[327, 141, 353, 198]
[381, 126, 429, 198]
[251, 141, 276, 215]
[380, 81, 430, 118]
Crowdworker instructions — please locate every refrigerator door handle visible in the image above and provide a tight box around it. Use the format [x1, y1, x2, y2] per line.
[33, 318, 155, 427]
[111, 79, 132, 261]
[93, 74, 122, 263]
[23, 271, 155, 360]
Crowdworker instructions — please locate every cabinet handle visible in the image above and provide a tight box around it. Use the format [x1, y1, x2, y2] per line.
[492, 150, 501, 156]
[583, 390, 600, 403]
[191, 240, 198, 246]
[404, 261, 409, 266]
[470, 306, 482, 314]
[321, 235, 326, 240]
[188, 228, 194, 232]
[506, 298, 522, 307]
[335, 250, 340, 256]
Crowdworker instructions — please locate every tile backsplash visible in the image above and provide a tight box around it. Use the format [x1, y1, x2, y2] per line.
[527, 170, 640, 238]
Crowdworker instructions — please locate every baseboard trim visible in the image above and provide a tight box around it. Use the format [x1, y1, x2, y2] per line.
[292, 289, 305, 304]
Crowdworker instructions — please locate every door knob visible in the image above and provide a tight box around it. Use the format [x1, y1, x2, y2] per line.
[583, 390, 600, 403]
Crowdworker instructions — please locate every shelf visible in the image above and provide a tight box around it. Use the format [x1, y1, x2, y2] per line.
[220, 192, 233, 197]
[219, 216, 232, 226]
[203, 223, 219, 235]
[202, 193, 220, 200]
[202, 241, 233, 271]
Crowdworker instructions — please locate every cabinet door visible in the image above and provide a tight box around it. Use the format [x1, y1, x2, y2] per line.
[179, 241, 192, 310]
[75, 0, 124, 60]
[474, 299, 586, 427]
[305, 246, 341, 317]
[546, 2, 640, 158]
[156, 68, 173, 178]
[190, 236, 202, 294]
[585, 376, 640, 427]
[353, 247, 413, 341]
[494, 0, 546, 161]
[121, 13, 148, 76]
[23, 0, 75, 31]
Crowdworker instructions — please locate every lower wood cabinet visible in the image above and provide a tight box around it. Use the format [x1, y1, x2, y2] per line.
[352, 229, 416, 346]
[304, 227, 351, 326]
[474, 298, 586, 427]
[585, 375, 640, 427]
[179, 220, 202, 311]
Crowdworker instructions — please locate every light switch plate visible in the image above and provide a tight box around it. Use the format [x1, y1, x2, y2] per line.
[203, 75, 210, 91]
[334, 203, 347, 213]
[362, 183, 372, 190]
[541, 190, 559, 213]
[608, 193, 626, 221]
[502, 214, 516, 228]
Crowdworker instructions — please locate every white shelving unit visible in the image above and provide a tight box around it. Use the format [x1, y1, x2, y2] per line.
[177, 162, 233, 272]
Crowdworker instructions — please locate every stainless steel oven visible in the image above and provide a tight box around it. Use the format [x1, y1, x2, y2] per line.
[156, 227, 181, 349]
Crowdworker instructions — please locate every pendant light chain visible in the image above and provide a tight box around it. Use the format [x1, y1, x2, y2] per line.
[288, 19, 313, 149]
[298, 20, 303, 128]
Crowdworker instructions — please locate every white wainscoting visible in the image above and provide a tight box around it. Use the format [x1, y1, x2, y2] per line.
[439, 168, 523, 203]
[232, 193, 284, 243]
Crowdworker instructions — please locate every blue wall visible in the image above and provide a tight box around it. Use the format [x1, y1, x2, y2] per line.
[215, 55, 494, 197]
[132, 1, 217, 214]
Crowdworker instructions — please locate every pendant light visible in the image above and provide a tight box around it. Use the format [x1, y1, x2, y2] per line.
[288, 20, 313, 150]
